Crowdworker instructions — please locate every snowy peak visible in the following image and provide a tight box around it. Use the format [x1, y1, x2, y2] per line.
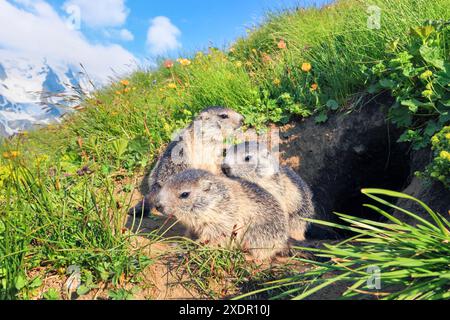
[0, 58, 88, 136]
[0, 63, 6, 81]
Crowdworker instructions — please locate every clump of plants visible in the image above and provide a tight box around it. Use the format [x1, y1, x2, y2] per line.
[423, 125, 450, 187]
[237, 189, 450, 300]
[364, 20, 450, 150]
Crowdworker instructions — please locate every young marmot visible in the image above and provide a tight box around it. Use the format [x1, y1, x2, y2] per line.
[131, 107, 244, 217]
[154, 169, 289, 261]
[221, 141, 315, 241]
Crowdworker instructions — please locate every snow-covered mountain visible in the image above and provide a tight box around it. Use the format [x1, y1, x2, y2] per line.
[0, 57, 90, 137]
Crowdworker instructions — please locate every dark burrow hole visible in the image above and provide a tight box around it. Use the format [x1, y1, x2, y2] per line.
[334, 144, 410, 234]
[306, 134, 412, 240]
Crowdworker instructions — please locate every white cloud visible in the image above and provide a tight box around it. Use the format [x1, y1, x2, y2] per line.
[146, 16, 181, 56]
[103, 28, 134, 42]
[0, 0, 137, 84]
[62, 0, 129, 28]
[119, 28, 134, 41]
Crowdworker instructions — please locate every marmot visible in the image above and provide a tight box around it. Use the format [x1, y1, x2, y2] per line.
[155, 169, 289, 261]
[131, 107, 244, 217]
[221, 141, 315, 241]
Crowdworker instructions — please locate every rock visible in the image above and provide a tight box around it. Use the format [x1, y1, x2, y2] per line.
[394, 148, 450, 225]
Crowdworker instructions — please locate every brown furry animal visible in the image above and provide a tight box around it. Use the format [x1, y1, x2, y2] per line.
[131, 107, 244, 217]
[155, 169, 289, 261]
[222, 141, 316, 241]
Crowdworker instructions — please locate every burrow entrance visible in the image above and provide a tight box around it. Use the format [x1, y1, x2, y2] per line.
[279, 97, 413, 239]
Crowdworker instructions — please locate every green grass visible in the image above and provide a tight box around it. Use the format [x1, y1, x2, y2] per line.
[1, 0, 449, 300]
[233, 0, 449, 116]
[236, 189, 450, 300]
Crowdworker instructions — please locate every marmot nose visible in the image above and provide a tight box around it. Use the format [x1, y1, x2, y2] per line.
[221, 163, 232, 176]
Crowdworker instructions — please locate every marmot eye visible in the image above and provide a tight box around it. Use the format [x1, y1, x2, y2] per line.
[219, 114, 229, 119]
[180, 192, 190, 199]
[245, 155, 252, 162]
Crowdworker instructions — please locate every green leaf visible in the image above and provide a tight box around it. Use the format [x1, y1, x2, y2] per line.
[111, 138, 129, 158]
[379, 78, 395, 89]
[424, 121, 439, 137]
[326, 99, 339, 110]
[15, 275, 27, 291]
[438, 111, 450, 125]
[367, 84, 380, 94]
[28, 276, 43, 288]
[315, 112, 328, 124]
[43, 288, 61, 300]
[386, 38, 400, 52]
[400, 99, 422, 113]
[76, 285, 91, 296]
[101, 165, 111, 175]
[411, 25, 435, 41]
[390, 106, 413, 127]
[420, 46, 445, 70]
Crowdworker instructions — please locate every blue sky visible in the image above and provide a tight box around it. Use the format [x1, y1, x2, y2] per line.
[0, 0, 330, 82]
[49, 0, 330, 59]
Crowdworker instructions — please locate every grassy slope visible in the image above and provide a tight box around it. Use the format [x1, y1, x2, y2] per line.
[1, 0, 449, 300]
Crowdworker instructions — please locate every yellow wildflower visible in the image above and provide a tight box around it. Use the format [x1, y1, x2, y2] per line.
[273, 78, 281, 86]
[301, 62, 312, 72]
[420, 70, 433, 80]
[177, 58, 191, 66]
[235, 61, 243, 68]
[440, 151, 450, 161]
[446, 133, 450, 140]
[4, 151, 20, 159]
[431, 135, 440, 146]
[422, 90, 433, 98]
[115, 90, 122, 95]
[167, 83, 177, 89]
[36, 155, 48, 164]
